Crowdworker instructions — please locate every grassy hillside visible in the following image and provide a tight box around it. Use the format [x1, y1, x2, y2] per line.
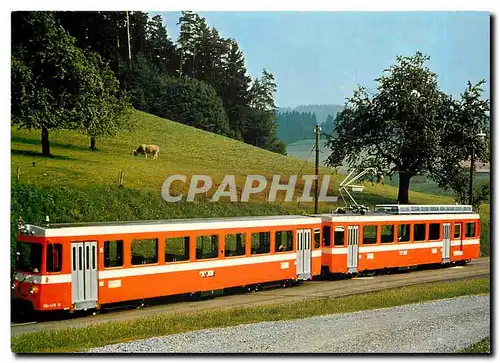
[11, 110, 489, 259]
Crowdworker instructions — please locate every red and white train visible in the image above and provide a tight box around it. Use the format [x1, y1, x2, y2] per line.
[12, 204, 480, 313]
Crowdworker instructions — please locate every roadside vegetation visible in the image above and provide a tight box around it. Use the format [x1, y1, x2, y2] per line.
[11, 277, 489, 353]
[460, 336, 491, 353]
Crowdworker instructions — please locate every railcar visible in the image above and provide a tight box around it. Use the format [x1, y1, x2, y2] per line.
[318, 204, 480, 275]
[12, 204, 481, 314]
[12, 215, 322, 312]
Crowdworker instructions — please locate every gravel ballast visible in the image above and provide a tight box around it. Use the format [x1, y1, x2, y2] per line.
[88, 294, 490, 353]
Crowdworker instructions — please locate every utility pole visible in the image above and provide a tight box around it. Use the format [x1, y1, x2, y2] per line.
[468, 130, 486, 206]
[468, 144, 474, 206]
[126, 11, 132, 64]
[314, 123, 320, 214]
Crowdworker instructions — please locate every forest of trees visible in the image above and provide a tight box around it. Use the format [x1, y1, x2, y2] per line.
[276, 111, 336, 145]
[11, 11, 286, 155]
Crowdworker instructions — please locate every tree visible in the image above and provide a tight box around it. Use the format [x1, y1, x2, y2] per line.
[120, 53, 163, 111]
[219, 39, 252, 140]
[325, 52, 455, 204]
[430, 80, 490, 209]
[77, 52, 132, 150]
[11, 12, 130, 156]
[145, 14, 178, 76]
[11, 12, 90, 156]
[177, 11, 205, 78]
[250, 69, 278, 112]
[55, 12, 126, 75]
[245, 69, 285, 154]
[154, 76, 230, 136]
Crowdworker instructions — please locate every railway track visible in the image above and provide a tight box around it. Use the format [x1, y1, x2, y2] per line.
[11, 257, 490, 336]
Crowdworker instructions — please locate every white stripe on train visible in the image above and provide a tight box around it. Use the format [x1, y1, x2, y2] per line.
[322, 238, 480, 254]
[15, 250, 322, 285]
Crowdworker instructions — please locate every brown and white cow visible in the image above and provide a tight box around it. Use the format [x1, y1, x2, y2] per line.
[132, 144, 160, 160]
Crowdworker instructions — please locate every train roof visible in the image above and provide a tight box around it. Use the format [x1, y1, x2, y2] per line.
[314, 211, 480, 223]
[19, 215, 323, 238]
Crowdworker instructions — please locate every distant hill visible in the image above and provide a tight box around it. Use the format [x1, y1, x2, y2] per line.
[276, 104, 343, 145]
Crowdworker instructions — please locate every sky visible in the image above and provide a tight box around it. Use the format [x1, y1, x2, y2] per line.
[151, 11, 490, 108]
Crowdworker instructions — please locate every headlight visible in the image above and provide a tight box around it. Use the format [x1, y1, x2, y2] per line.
[11, 282, 16, 290]
[29, 285, 39, 295]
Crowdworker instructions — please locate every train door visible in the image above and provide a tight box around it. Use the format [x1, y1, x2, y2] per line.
[296, 229, 312, 280]
[71, 241, 98, 310]
[442, 223, 451, 263]
[347, 226, 359, 273]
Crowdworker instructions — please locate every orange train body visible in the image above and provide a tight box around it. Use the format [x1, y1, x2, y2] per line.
[319, 212, 480, 274]
[12, 206, 481, 313]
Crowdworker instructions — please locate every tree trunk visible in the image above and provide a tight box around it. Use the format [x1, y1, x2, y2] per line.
[397, 172, 412, 204]
[90, 136, 96, 151]
[41, 125, 50, 157]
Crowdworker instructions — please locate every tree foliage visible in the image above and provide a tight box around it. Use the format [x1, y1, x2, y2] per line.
[121, 55, 229, 136]
[77, 52, 132, 149]
[430, 80, 490, 208]
[153, 76, 230, 136]
[11, 12, 131, 155]
[145, 14, 179, 76]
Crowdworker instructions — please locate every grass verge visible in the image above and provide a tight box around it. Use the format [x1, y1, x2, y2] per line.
[460, 336, 491, 353]
[12, 277, 489, 353]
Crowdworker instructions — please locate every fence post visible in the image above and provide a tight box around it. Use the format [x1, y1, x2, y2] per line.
[119, 171, 124, 188]
[16, 166, 20, 181]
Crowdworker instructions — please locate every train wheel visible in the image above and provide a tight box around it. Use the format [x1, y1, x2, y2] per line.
[135, 300, 146, 309]
[188, 292, 201, 301]
[364, 270, 376, 277]
[319, 266, 329, 280]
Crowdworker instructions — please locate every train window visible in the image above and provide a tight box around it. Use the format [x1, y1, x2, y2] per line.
[251, 232, 270, 255]
[275, 230, 293, 252]
[72, 247, 76, 271]
[225, 233, 246, 257]
[314, 229, 321, 248]
[398, 224, 410, 242]
[86, 246, 90, 269]
[334, 227, 344, 246]
[413, 224, 426, 241]
[323, 226, 331, 246]
[196, 235, 219, 260]
[454, 224, 461, 239]
[363, 225, 377, 245]
[131, 238, 158, 265]
[428, 223, 440, 240]
[165, 237, 190, 262]
[380, 225, 394, 243]
[46, 244, 62, 272]
[465, 222, 476, 238]
[79, 247, 82, 270]
[104, 240, 124, 267]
